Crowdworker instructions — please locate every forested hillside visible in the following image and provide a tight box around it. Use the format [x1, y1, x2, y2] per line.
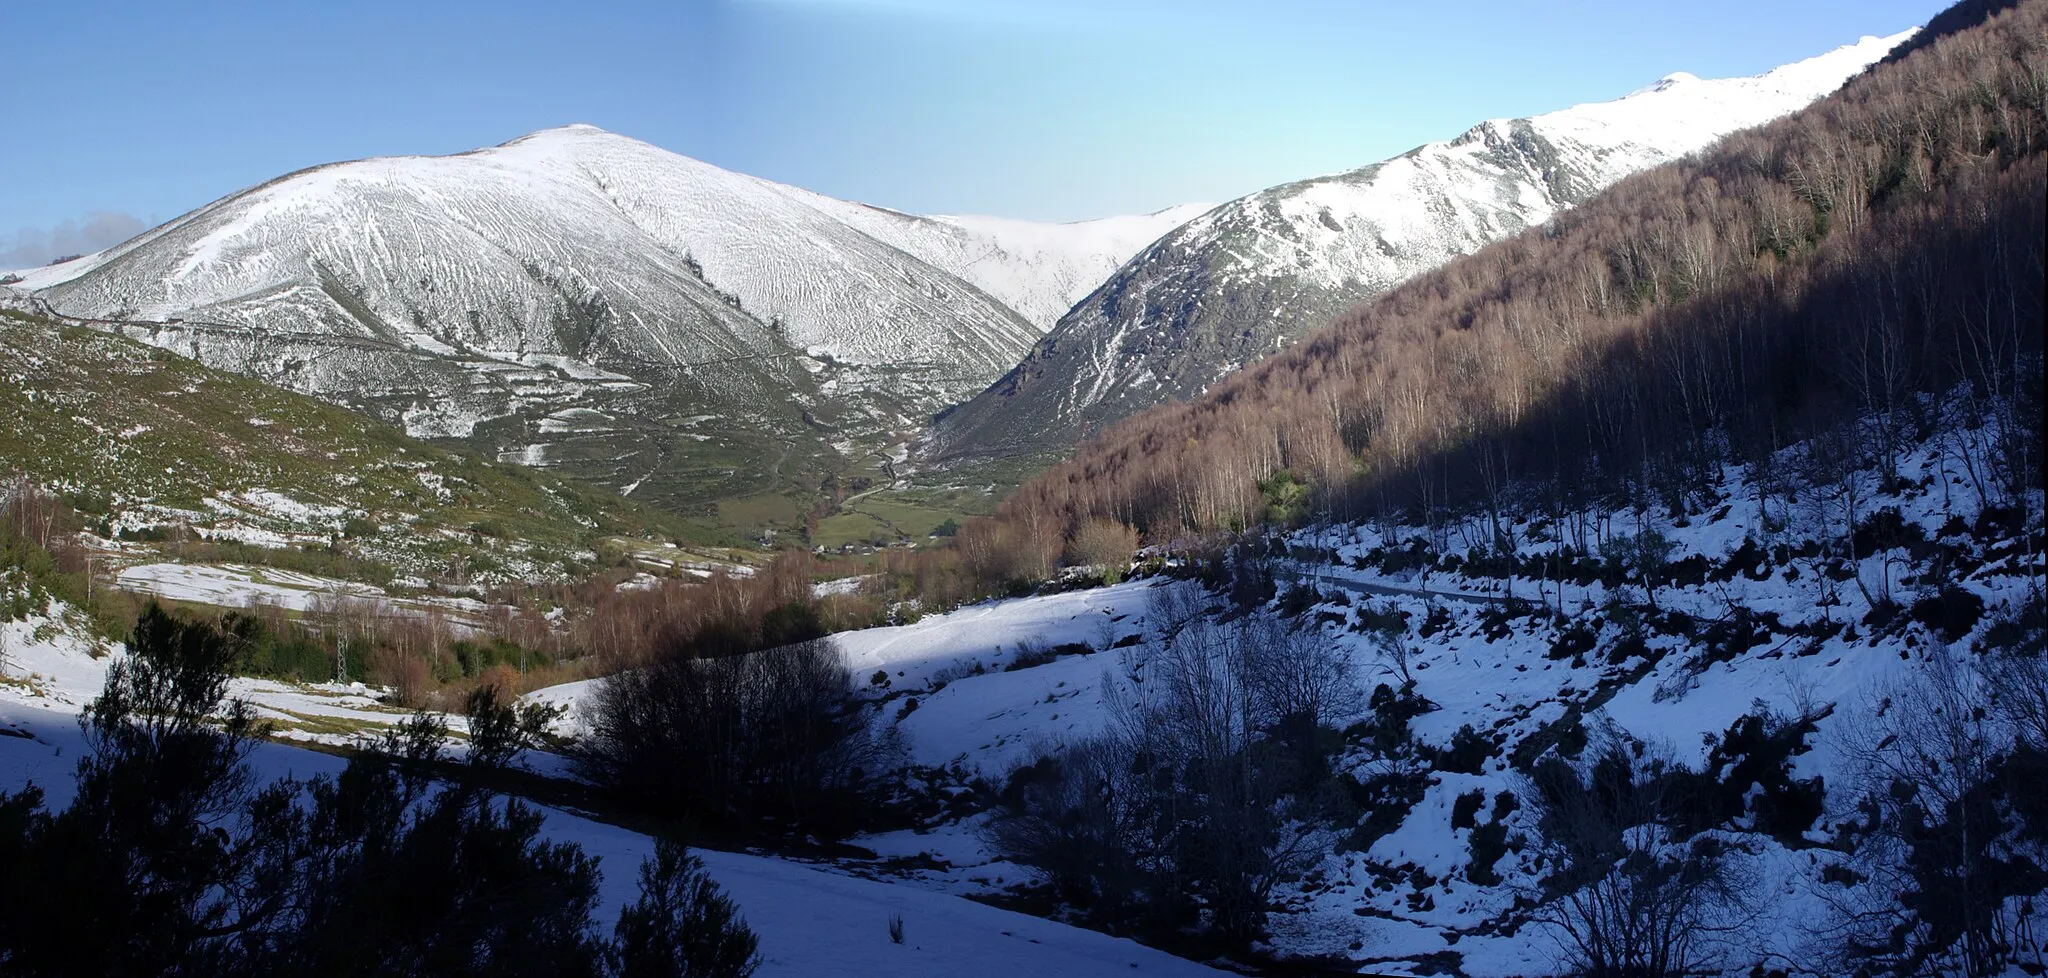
[926, 31, 1905, 468]
[964, 1, 2041, 564]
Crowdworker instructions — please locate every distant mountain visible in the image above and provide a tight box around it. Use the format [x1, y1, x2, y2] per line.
[10, 126, 1196, 517]
[896, 205, 1214, 331]
[928, 30, 1913, 464]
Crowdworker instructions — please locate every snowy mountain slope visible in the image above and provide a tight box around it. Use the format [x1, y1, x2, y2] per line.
[11, 137, 839, 512]
[17, 126, 1202, 512]
[862, 204, 1215, 330]
[929, 30, 1913, 462]
[5, 178, 1199, 346]
[17, 126, 1204, 387]
[29, 125, 1023, 395]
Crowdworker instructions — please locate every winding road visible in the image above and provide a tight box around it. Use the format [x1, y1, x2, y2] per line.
[1283, 562, 1505, 606]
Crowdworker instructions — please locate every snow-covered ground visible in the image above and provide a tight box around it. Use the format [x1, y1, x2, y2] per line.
[532, 578, 1169, 771]
[0, 603, 1231, 977]
[115, 562, 387, 612]
[111, 561, 532, 636]
[836, 581, 1163, 771]
[544, 431, 2040, 975]
[0, 696, 1226, 976]
[10, 425, 2038, 975]
[1, 607, 442, 748]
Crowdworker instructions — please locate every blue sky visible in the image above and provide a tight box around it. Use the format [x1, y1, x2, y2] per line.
[3, 0, 1939, 266]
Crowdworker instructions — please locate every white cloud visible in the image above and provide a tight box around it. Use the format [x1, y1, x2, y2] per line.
[2, 212, 148, 271]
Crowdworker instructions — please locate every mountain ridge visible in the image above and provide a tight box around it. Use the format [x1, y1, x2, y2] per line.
[10, 126, 1203, 520]
[927, 30, 1915, 464]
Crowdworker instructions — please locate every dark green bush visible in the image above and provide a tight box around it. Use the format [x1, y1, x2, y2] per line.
[1451, 789, 1486, 831]
[1434, 725, 1497, 776]
[1466, 822, 1510, 886]
[1910, 585, 1986, 644]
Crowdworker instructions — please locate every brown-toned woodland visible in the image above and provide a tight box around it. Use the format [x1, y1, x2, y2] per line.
[947, 3, 2045, 579]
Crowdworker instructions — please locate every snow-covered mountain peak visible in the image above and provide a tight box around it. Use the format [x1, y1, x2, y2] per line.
[1534, 29, 1912, 148]
[15, 121, 1209, 505]
[931, 29, 1913, 463]
[512, 121, 610, 137]
[22, 121, 1201, 346]
[485, 123, 718, 170]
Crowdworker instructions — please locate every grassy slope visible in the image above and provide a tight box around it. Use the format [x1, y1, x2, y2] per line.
[809, 451, 1052, 549]
[0, 308, 742, 585]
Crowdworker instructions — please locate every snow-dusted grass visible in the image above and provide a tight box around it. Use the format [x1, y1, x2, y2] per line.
[0, 308, 718, 585]
[834, 580, 1159, 770]
[116, 562, 387, 613]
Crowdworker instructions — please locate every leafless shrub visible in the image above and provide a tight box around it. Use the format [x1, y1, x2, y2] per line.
[1525, 738, 1758, 978]
[1821, 652, 2048, 977]
[1070, 519, 1141, 582]
[988, 586, 1346, 945]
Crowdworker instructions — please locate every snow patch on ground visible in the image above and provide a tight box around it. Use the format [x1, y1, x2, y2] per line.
[116, 562, 387, 612]
[0, 600, 1230, 977]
